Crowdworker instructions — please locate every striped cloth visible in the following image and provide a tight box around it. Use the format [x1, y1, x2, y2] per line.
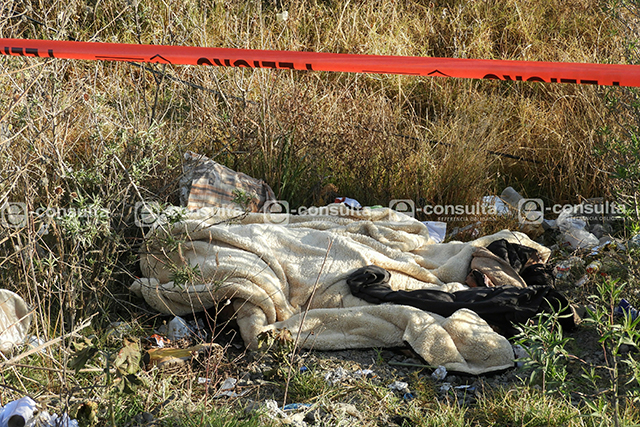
[179, 151, 276, 212]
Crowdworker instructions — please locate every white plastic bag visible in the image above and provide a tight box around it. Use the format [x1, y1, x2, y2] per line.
[0, 289, 32, 354]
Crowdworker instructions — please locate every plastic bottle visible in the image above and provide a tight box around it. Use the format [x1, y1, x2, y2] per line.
[557, 209, 600, 250]
[555, 261, 571, 279]
[586, 260, 602, 274]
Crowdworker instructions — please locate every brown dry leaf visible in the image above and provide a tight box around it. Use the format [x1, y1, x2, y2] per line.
[113, 338, 142, 376]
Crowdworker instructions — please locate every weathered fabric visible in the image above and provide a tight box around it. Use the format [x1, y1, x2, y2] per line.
[131, 206, 551, 374]
[0, 289, 32, 354]
[467, 239, 554, 288]
[347, 265, 574, 337]
[179, 151, 276, 212]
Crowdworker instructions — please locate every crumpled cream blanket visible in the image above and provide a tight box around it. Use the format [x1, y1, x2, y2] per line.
[131, 206, 550, 375]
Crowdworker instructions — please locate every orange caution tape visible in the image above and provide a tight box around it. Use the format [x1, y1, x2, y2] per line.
[1, 38, 639, 87]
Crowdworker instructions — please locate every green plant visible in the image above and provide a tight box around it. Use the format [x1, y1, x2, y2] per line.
[286, 368, 330, 403]
[231, 189, 258, 212]
[514, 310, 574, 394]
[585, 278, 640, 427]
[169, 263, 203, 289]
[600, 0, 640, 227]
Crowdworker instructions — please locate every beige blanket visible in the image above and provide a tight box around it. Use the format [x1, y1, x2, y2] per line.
[131, 206, 550, 374]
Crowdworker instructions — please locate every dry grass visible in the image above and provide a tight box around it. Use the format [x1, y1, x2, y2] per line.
[0, 0, 638, 424]
[1, 0, 626, 210]
[0, 0, 630, 362]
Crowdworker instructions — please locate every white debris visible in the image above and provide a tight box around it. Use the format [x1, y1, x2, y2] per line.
[167, 316, 191, 341]
[387, 381, 410, 394]
[423, 221, 447, 243]
[439, 382, 452, 393]
[431, 365, 448, 381]
[0, 290, 32, 354]
[353, 369, 375, 379]
[213, 377, 249, 398]
[324, 367, 349, 386]
[0, 397, 78, 427]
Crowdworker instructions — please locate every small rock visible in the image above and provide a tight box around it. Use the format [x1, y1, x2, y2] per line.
[390, 414, 413, 426]
[304, 408, 328, 425]
[244, 400, 261, 415]
[381, 350, 395, 360]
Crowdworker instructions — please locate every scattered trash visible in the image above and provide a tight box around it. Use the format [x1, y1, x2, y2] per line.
[590, 224, 610, 239]
[276, 10, 289, 22]
[145, 343, 224, 370]
[513, 344, 528, 368]
[218, 377, 236, 390]
[575, 275, 589, 287]
[197, 377, 212, 384]
[299, 366, 309, 373]
[439, 382, 452, 393]
[388, 381, 410, 394]
[403, 392, 416, 401]
[334, 197, 362, 210]
[588, 240, 613, 257]
[353, 369, 376, 379]
[324, 367, 349, 386]
[304, 407, 327, 425]
[179, 151, 276, 212]
[31, 411, 78, 427]
[0, 396, 78, 427]
[449, 222, 481, 240]
[213, 377, 249, 398]
[263, 400, 309, 426]
[26, 336, 46, 353]
[481, 195, 510, 215]
[163, 316, 208, 342]
[283, 403, 312, 411]
[586, 261, 602, 274]
[557, 209, 599, 250]
[431, 365, 448, 381]
[167, 316, 191, 341]
[455, 385, 475, 392]
[423, 221, 447, 243]
[555, 257, 584, 280]
[0, 289, 33, 354]
[330, 403, 361, 420]
[264, 399, 286, 419]
[147, 334, 170, 348]
[0, 396, 36, 427]
[630, 234, 640, 248]
[500, 186, 523, 209]
[615, 299, 639, 321]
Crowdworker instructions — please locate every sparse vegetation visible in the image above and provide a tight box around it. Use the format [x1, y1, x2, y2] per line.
[1, 0, 640, 425]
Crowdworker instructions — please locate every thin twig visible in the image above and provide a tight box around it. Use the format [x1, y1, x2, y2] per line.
[0, 65, 47, 123]
[0, 61, 47, 78]
[282, 238, 333, 409]
[0, 314, 96, 368]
